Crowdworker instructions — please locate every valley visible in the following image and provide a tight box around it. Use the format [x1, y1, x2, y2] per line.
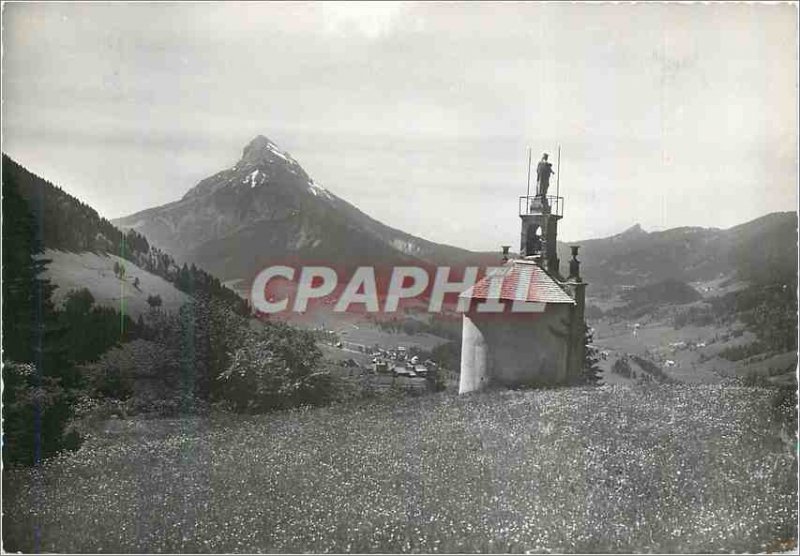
[2, 139, 796, 554]
[4, 5, 796, 554]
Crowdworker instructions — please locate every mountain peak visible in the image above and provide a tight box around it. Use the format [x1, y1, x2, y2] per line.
[245, 134, 274, 148]
[236, 134, 308, 181]
[241, 135, 281, 164]
[621, 223, 646, 236]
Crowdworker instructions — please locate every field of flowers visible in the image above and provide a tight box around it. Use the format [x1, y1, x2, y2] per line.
[3, 385, 797, 553]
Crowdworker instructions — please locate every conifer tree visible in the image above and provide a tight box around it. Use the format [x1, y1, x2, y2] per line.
[581, 325, 602, 386]
[2, 167, 80, 465]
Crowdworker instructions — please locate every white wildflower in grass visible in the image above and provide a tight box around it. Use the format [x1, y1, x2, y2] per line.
[2, 385, 797, 553]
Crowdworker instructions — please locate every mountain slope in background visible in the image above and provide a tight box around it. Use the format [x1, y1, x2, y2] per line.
[2, 154, 246, 316]
[114, 136, 481, 289]
[557, 212, 797, 293]
[115, 135, 796, 296]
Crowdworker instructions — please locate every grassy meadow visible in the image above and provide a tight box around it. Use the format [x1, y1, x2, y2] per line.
[3, 384, 797, 554]
[40, 249, 191, 320]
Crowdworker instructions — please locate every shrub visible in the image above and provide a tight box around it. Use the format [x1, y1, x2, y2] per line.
[216, 322, 332, 412]
[584, 304, 605, 320]
[140, 297, 250, 402]
[425, 365, 448, 392]
[58, 288, 139, 364]
[771, 385, 798, 416]
[146, 294, 162, 310]
[431, 340, 461, 372]
[718, 341, 766, 362]
[612, 357, 633, 378]
[81, 339, 166, 401]
[580, 325, 602, 386]
[2, 361, 81, 466]
[631, 355, 671, 383]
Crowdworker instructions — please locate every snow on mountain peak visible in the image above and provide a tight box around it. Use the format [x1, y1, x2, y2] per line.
[244, 169, 265, 188]
[244, 135, 275, 152]
[307, 178, 333, 199]
[241, 135, 295, 167]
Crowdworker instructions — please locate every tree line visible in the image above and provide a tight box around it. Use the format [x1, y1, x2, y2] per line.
[3, 170, 143, 464]
[3, 164, 348, 466]
[2, 154, 247, 314]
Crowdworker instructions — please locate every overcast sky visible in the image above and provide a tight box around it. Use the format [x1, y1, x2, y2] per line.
[3, 2, 797, 250]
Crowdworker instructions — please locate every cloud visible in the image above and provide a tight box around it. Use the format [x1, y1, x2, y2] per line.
[2, 2, 796, 250]
[319, 1, 409, 39]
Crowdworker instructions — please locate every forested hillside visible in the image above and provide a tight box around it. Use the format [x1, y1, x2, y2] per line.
[3, 155, 248, 314]
[2, 155, 379, 467]
[3, 163, 142, 463]
[557, 213, 797, 293]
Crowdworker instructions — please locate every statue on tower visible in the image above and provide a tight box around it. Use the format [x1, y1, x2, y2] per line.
[568, 245, 582, 282]
[536, 153, 555, 197]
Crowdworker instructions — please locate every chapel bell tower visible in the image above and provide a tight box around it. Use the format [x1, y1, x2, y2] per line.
[458, 148, 588, 394]
[519, 193, 563, 279]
